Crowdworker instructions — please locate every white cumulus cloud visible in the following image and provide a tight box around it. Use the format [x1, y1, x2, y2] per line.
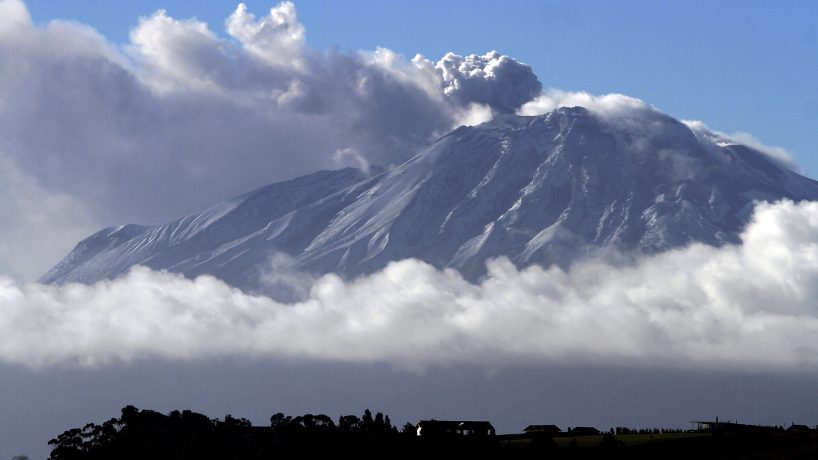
[226, 1, 306, 69]
[129, 8, 228, 92]
[1, 200, 818, 372]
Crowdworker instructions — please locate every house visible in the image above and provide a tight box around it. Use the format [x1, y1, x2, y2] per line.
[523, 425, 561, 434]
[567, 426, 600, 436]
[690, 420, 778, 434]
[786, 424, 811, 433]
[416, 420, 495, 437]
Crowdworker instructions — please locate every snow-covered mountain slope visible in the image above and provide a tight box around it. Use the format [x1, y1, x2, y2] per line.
[42, 106, 818, 290]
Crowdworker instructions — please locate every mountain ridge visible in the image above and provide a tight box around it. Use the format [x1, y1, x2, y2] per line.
[41, 106, 818, 292]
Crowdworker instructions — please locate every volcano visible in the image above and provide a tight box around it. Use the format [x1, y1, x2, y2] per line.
[42, 105, 818, 291]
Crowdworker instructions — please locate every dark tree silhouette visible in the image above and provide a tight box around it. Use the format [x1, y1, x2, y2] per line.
[270, 412, 292, 429]
[362, 409, 374, 432]
[339, 415, 362, 433]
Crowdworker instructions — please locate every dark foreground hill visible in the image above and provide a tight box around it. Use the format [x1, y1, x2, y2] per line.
[47, 406, 818, 460]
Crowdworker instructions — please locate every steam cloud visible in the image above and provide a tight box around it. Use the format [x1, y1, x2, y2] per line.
[520, 90, 800, 170]
[681, 120, 799, 171]
[2, 200, 817, 371]
[518, 89, 648, 117]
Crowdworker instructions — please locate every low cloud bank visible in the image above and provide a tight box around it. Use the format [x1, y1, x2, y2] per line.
[2, 200, 817, 371]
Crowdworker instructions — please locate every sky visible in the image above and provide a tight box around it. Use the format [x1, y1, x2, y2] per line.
[2, 1, 818, 458]
[25, 0, 818, 173]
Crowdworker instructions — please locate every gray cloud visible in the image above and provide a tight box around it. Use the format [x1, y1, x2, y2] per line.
[0, 0, 542, 279]
[0, 156, 95, 279]
[1, 200, 817, 371]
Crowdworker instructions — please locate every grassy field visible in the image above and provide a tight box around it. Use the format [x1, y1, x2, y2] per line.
[604, 433, 712, 446]
[498, 431, 818, 459]
[500, 431, 710, 449]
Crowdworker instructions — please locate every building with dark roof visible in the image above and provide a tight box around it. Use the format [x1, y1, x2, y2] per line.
[690, 420, 779, 434]
[523, 424, 561, 434]
[416, 420, 495, 437]
[786, 424, 811, 433]
[567, 426, 600, 436]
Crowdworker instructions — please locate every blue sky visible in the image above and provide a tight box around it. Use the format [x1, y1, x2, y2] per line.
[26, 0, 818, 177]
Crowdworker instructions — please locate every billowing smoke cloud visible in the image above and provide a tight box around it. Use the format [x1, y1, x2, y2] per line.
[435, 51, 542, 114]
[0, 0, 541, 278]
[1, 200, 817, 371]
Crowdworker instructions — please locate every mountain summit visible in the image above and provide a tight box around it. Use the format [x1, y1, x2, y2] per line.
[42, 106, 818, 291]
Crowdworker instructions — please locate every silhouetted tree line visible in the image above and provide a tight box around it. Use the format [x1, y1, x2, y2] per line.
[47, 406, 499, 460]
[47, 406, 818, 460]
